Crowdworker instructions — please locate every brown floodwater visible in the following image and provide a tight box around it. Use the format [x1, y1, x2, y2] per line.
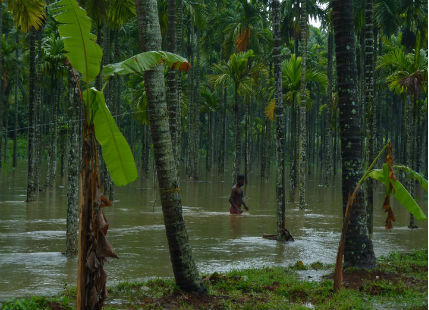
[0, 167, 427, 301]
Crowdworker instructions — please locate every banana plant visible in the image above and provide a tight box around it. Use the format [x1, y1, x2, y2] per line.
[334, 141, 427, 291]
[50, 0, 190, 308]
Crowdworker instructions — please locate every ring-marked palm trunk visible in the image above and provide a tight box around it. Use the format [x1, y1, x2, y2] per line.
[364, 0, 375, 234]
[332, 0, 376, 268]
[135, 0, 206, 294]
[298, 0, 307, 208]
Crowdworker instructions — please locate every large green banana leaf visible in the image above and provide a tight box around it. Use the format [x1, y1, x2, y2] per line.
[85, 88, 137, 186]
[51, 0, 102, 84]
[368, 163, 427, 221]
[393, 165, 428, 192]
[390, 178, 427, 221]
[103, 51, 190, 80]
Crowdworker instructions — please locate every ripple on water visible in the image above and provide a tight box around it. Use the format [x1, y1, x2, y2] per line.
[0, 230, 65, 241]
[0, 252, 66, 265]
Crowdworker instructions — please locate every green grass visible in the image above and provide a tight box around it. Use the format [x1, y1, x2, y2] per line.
[1, 249, 427, 310]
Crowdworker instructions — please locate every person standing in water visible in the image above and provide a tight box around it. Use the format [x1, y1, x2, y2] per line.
[229, 174, 249, 214]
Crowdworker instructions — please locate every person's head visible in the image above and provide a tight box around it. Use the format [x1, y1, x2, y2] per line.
[236, 174, 245, 187]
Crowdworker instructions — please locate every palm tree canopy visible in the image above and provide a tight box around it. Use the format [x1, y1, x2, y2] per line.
[377, 47, 428, 99]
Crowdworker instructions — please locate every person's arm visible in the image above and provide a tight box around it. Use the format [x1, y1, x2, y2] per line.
[242, 200, 249, 211]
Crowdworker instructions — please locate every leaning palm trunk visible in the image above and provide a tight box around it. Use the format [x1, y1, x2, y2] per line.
[332, 0, 376, 268]
[298, 0, 307, 208]
[135, 0, 206, 294]
[66, 69, 79, 256]
[364, 0, 375, 234]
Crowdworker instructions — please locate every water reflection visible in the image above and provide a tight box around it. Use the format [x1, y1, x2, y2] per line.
[0, 167, 427, 301]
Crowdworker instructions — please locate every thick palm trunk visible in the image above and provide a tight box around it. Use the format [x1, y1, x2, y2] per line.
[332, 0, 376, 268]
[323, 31, 334, 185]
[66, 70, 79, 256]
[298, 0, 307, 208]
[135, 0, 205, 294]
[26, 29, 37, 202]
[364, 0, 375, 234]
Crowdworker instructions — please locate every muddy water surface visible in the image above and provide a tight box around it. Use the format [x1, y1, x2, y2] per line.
[0, 168, 427, 301]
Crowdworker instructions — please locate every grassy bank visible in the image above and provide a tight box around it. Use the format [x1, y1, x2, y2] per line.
[2, 249, 427, 310]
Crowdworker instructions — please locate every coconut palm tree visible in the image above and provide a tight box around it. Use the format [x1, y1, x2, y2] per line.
[332, 0, 376, 268]
[134, 0, 206, 294]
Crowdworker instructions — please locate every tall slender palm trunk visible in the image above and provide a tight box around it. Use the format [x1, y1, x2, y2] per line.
[364, 0, 375, 234]
[218, 87, 226, 175]
[272, 0, 289, 240]
[289, 103, 297, 200]
[167, 0, 178, 164]
[0, 2, 3, 169]
[13, 30, 19, 168]
[34, 30, 43, 194]
[26, 29, 37, 202]
[332, 0, 376, 268]
[135, 0, 206, 294]
[66, 69, 79, 256]
[323, 30, 334, 185]
[298, 0, 307, 208]
[176, 0, 183, 168]
[233, 88, 241, 184]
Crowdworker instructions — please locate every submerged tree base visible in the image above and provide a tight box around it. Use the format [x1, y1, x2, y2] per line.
[262, 229, 294, 241]
[2, 250, 426, 310]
